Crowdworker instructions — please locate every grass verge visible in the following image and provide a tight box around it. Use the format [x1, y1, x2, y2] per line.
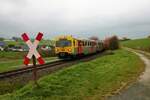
[0, 49, 144, 100]
[0, 57, 58, 73]
[0, 57, 58, 95]
[121, 38, 150, 52]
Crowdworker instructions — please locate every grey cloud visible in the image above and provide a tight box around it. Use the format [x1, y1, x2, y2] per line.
[0, 0, 150, 39]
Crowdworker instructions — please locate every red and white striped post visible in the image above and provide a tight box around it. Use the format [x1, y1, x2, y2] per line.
[21, 32, 45, 85]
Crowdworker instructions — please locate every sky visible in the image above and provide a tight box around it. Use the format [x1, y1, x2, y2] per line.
[0, 0, 150, 39]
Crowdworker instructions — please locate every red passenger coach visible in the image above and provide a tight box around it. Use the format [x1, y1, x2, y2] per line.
[78, 40, 83, 54]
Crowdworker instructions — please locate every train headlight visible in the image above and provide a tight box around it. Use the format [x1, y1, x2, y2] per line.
[56, 48, 59, 52]
[68, 48, 72, 52]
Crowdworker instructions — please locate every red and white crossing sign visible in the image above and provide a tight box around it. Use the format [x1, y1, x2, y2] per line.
[21, 32, 45, 65]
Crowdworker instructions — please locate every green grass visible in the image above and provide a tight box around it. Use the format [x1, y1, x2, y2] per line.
[0, 57, 58, 95]
[0, 49, 144, 100]
[0, 51, 26, 61]
[0, 60, 23, 72]
[39, 40, 55, 45]
[5, 40, 24, 46]
[0, 57, 58, 73]
[0, 50, 57, 73]
[121, 38, 150, 52]
[4, 39, 55, 46]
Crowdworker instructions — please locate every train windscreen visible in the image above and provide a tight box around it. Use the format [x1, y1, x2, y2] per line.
[56, 40, 71, 47]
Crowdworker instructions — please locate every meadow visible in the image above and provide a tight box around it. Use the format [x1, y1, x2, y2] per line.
[0, 51, 57, 73]
[121, 38, 150, 52]
[0, 49, 144, 100]
[0, 41, 56, 72]
[5, 39, 55, 46]
[0, 57, 58, 73]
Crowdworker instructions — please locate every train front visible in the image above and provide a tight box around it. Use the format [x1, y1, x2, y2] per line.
[55, 36, 73, 59]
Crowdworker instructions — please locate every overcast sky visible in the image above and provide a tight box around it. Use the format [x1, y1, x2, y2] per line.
[0, 0, 150, 39]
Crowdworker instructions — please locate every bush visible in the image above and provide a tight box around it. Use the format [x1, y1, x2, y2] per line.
[8, 44, 15, 48]
[38, 46, 56, 57]
[103, 35, 119, 50]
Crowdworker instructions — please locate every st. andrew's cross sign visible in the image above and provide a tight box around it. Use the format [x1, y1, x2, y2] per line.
[21, 32, 45, 65]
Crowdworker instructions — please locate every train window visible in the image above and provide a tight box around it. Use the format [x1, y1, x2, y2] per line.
[73, 40, 75, 46]
[88, 42, 90, 46]
[85, 41, 87, 46]
[84, 41, 86, 46]
[78, 41, 82, 46]
[83, 41, 84, 46]
[82, 41, 84, 46]
[56, 40, 71, 47]
[79, 41, 81, 46]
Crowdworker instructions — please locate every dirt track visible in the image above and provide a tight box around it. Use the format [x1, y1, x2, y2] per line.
[109, 48, 150, 100]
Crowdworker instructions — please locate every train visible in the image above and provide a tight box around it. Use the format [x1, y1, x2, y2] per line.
[55, 35, 104, 59]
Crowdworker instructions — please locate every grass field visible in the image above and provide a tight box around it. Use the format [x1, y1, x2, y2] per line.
[121, 38, 150, 52]
[0, 50, 57, 72]
[0, 51, 26, 61]
[0, 57, 58, 73]
[5, 40, 24, 46]
[0, 49, 144, 100]
[5, 39, 55, 46]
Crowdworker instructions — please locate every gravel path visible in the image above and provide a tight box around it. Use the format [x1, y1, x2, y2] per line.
[109, 48, 150, 100]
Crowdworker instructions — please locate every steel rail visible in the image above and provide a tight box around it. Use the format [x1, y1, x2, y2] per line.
[0, 60, 64, 79]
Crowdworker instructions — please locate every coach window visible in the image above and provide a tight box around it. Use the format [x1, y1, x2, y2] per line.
[84, 41, 86, 46]
[76, 41, 78, 47]
[85, 41, 87, 46]
[82, 41, 84, 46]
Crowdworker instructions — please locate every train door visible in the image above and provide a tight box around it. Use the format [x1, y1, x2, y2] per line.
[78, 40, 83, 54]
[90, 41, 96, 53]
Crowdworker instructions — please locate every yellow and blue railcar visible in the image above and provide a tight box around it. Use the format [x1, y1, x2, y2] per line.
[55, 35, 78, 58]
[55, 35, 104, 59]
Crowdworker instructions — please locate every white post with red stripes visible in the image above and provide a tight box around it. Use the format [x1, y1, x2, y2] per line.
[21, 32, 45, 65]
[21, 32, 45, 85]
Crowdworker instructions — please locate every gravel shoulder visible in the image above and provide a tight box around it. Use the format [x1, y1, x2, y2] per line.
[109, 48, 150, 100]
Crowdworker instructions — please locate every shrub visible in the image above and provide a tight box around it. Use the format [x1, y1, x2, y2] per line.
[103, 35, 119, 50]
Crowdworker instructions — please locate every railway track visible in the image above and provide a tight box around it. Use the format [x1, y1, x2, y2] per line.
[0, 51, 112, 95]
[0, 60, 65, 79]
[0, 51, 109, 79]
